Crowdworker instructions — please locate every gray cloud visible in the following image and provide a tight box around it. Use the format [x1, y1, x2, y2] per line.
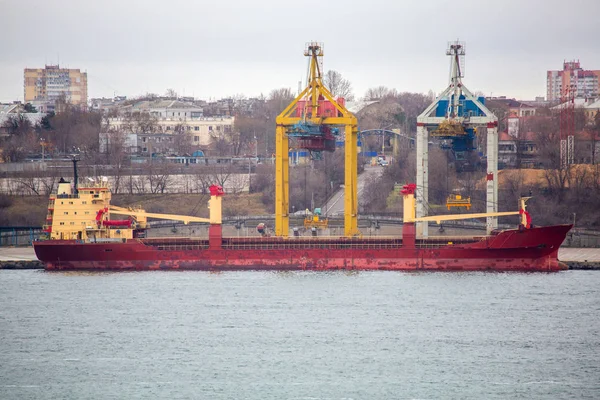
[1, 0, 599, 102]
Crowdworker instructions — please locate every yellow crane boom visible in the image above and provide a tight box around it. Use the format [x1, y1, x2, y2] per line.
[110, 206, 211, 225]
[409, 211, 519, 224]
[401, 183, 531, 228]
[107, 186, 224, 226]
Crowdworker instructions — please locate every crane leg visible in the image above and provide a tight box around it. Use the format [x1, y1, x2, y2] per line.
[486, 125, 498, 234]
[344, 124, 359, 237]
[416, 124, 429, 238]
[275, 125, 289, 237]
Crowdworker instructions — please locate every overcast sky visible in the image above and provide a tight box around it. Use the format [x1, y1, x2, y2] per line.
[1, 0, 599, 103]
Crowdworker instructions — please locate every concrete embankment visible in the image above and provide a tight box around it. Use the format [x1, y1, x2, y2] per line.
[0, 247, 43, 269]
[567, 262, 600, 270]
[0, 260, 43, 269]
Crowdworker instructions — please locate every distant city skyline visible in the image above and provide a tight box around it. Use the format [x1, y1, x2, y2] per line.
[2, 0, 599, 103]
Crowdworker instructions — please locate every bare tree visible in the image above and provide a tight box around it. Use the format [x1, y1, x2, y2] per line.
[14, 171, 42, 195]
[487, 103, 508, 133]
[48, 106, 103, 154]
[209, 131, 231, 156]
[358, 100, 404, 132]
[231, 116, 264, 156]
[358, 90, 430, 134]
[122, 111, 159, 134]
[146, 162, 174, 194]
[266, 88, 295, 117]
[0, 115, 38, 161]
[172, 124, 193, 155]
[532, 114, 571, 202]
[502, 169, 527, 204]
[323, 70, 354, 101]
[395, 92, 432, 133]
[40, 173, 59, 196]
[543, 166, 571, 202]
[364, 86, 398, 101]
[165, 88, 178, 99]
[104, 130, 130, 194]
[590, 112, 600, 164]
[196, 163, 235, 193]
[526, 114, 560, 168]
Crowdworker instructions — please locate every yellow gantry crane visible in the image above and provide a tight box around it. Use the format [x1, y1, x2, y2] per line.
[275, 43, 359, 237]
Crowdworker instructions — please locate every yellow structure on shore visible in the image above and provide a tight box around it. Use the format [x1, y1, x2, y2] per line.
[446, 194, 471, 210]
[275, 43, 358, 237]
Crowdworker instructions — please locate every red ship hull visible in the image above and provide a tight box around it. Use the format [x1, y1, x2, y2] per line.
[33, 224, 572, 272]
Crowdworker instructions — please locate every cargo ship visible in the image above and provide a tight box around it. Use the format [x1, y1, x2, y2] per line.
[33, 169, 572, 272]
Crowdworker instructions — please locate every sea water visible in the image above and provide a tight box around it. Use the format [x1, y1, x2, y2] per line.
[1, 270, 599, 399]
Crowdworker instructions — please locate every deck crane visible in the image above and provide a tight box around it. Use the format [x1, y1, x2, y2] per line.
[275, 42, 359, 237]
[416, 41, 499, 237]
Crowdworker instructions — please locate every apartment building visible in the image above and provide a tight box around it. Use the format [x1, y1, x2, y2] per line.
[24, 65, 88, 112]
[498, 131, 539, 169]
[109, 117, 233, 146]
[547, 61, 600, 102]
[585, 99, 600, 123]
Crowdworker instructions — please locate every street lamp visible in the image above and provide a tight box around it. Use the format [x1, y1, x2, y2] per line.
[248, 156, 252, 193]
[40, 138, 46, 161]
[380, 124, 393, 160]
[254, 134, 258, 161]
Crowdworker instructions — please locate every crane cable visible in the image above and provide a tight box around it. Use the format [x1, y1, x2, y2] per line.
[302, 52, 311, 123]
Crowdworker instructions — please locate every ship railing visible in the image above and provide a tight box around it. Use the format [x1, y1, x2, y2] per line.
[140, 238, 210, 250]
[415, 242, 448, 249]
[155, 244, 210, 251]
[415, 237, 479, 249]
[220, 241, 403, 250]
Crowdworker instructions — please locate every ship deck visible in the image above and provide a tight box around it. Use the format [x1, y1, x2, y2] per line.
[139, 235, 484, 251]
